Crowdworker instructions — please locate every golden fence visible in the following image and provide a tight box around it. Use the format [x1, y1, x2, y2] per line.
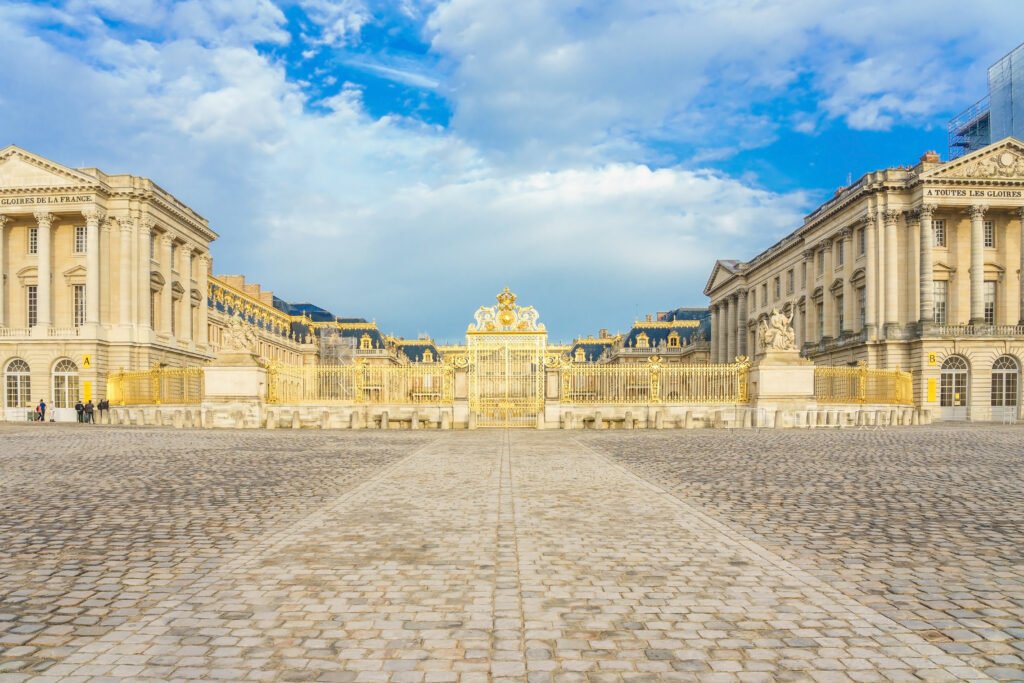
[107, 367, 204, 406]
[267, 363, 454, 404]
[814, 365, 913, 405]
[560, 359, 750, 404]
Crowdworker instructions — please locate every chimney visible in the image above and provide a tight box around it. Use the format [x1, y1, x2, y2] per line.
[599, 328, 608, 339]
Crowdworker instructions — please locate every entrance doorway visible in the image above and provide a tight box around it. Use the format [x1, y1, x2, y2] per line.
[940, 355, 969, 421]
[991, 355, 1019, 422]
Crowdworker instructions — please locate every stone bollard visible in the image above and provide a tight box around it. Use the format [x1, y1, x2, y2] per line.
[172, 411, 183, 429]
[441, 411, 451, 430]
[320, 410, 330, 429]
[380, 411, 389, 430]
[594, 412, 604, 430]
[653, 410, 663, 430]
[911, 408, 920, 425]
[350, 411, 362, 430]
[535, 413, 544, 430]
[411, 412, 420, 430]
[743, 409, 753, 429]
[467, 412, 476, 430]
[291, 410, 301, 429]
[233, 410, 245, 429]
[266, 409, 276, 429]
[624, 411, 634, 430]
[683, 410, 694, 429]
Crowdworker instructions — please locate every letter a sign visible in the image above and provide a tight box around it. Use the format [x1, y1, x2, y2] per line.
[82, 354, 92, 369]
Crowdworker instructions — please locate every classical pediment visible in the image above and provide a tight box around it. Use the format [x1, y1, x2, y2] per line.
[0, 146, 101, 189]
[703, 259, 742, 295]
[921, 137, 1024, 180]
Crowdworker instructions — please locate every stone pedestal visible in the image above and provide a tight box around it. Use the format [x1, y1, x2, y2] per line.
[749, 350, 816, 428]
[201, 351, 267, 429]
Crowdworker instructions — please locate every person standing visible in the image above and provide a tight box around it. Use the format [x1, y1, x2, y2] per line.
[75, 399, 85, 423]
[98, 398, 109, 424]
[37, 399, 47, 422]
[84, 400, 95, 424]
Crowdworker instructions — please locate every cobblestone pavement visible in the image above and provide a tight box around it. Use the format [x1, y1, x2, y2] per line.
[585, 426, 1024, 681]
[0, 425, 1019, 682]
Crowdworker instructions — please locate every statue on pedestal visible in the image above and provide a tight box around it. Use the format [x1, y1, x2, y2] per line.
[758, 308, 796, 352]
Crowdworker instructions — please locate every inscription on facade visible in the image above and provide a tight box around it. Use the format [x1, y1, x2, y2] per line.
[0, 194, 94, 206]
[924, 188, 1023, 199]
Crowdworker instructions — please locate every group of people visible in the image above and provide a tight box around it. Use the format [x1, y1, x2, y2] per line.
[32, 398, 110, 423]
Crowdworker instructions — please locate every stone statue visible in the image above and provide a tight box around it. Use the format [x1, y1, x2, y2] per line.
[224, 313, 257, 353]
[758, 307, 797, 352]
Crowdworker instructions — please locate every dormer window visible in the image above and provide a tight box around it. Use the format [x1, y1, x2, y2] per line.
[422, 349, 434, 363]
[667, 331, 680, 348]
[359, 333, 372, 350]
[575, 347, 586, 362]
[636, 332, 650, 349]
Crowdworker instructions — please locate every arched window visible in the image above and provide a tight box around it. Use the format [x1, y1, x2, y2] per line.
[991, 356, 1019, 418]
[360, 333, 372, 350]
[667, 331, 681, 348]
[940, 355, 969, 421]
[422, 349, 434, 363]
[5, 359, 31, 408]
[52, 359, 80, 409]
[636, 332, 650, 349]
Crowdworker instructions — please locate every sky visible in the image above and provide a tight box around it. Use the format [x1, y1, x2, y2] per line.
[2, 0, 1022, 342]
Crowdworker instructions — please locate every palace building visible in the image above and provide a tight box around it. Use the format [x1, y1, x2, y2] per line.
[705, 137, 1024, 421]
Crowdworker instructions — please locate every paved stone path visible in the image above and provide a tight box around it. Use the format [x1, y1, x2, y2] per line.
[3, 426, 1016, 682]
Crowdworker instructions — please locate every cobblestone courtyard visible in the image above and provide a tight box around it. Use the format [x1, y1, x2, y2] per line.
[0, 426, 1021, 682]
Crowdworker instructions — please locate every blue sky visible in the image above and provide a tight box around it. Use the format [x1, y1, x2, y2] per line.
[2, 0, 1021, 341]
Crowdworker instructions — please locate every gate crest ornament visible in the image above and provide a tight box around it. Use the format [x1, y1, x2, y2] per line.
[468, 287, 546, 333]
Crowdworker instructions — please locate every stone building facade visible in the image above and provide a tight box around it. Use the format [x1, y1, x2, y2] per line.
[705, 137, 1024, 421]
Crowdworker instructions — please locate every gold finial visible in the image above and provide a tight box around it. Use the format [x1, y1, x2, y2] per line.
[496, 287, 517, 308]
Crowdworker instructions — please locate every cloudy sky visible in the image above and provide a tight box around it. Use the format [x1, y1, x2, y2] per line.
[2, 1, 1021, 341]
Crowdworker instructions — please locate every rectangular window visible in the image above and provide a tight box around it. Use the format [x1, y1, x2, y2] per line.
[74, 225, 87, 254]
[984, 220, 995, 248]
[816, 301, 824, 340]
[27, 285, 37, 327]
[933, 219, 946, 247]
[817, 251, 824, 275]
[836, 239, 844, 267]
[934, 281, 948, 324]
[984, 281, 996, 325]
[73, 285, 86, 327]
[761, 283, 768, 306]
[150, 291, 157, 329]
[801, 262, 807, 288]
[171, 243, 179, 272]
[149, 235, 155, 260]
[786, 269, 794, 294]
[28, 227, 38, 255]
[857, 287, 866, 330]
[857, 227, 866, 256]
[836, 294, 844, 333]
[773, 276, 781, 301]
[170, 300, 176, 336]
[749, 289, 755, 309]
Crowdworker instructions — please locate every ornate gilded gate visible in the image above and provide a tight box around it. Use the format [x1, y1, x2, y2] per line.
[467, 288, 546, 428]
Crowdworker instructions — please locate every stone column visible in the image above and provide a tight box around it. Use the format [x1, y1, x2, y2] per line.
[34, 210, 53, 328]
[726, 294, 738, 362]
[969, 205, 987, 324]
[737, 289, 748, 357]
[884, 209, 900, 329]
[802, 248, 815, 343]
[865, 214, 878, 335]
[159, 234, 174, 337]
[841, 228, 854, 335]
[822, 239, 834, 338]
[0, 215, 8, 326]
[138, 217, 153, 329]
[719, 299, 730, 363]
[710, 304, 719, 363]
[118, 217, 133, 326]
[182, 247, 194, 342]
[83, 207, 104, 326]
[197, 254, 210, 348]
[1018, 207, 1024, 326]
[919, 204, 937, 324]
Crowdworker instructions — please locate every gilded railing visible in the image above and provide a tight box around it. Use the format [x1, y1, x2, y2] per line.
[267, 363, 454, 405]
[107, 367, 204, 406]
[814, 365, 913, 405]
[560, 357, 749, 404]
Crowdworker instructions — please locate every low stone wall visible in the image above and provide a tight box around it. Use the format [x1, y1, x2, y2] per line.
[100, 402, 930, 430]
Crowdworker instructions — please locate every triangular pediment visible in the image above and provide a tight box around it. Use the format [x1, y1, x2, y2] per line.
[704, 259, 742, 295]
[921, 137, 1024, 180]
[0, 146, 102, 189]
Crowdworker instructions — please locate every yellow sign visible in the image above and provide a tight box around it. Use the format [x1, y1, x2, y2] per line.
[83, 381, 92, 402]
[82, 354, 92, 369]
[927, 352, 937, 366]
[927, 378, 936, 402]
